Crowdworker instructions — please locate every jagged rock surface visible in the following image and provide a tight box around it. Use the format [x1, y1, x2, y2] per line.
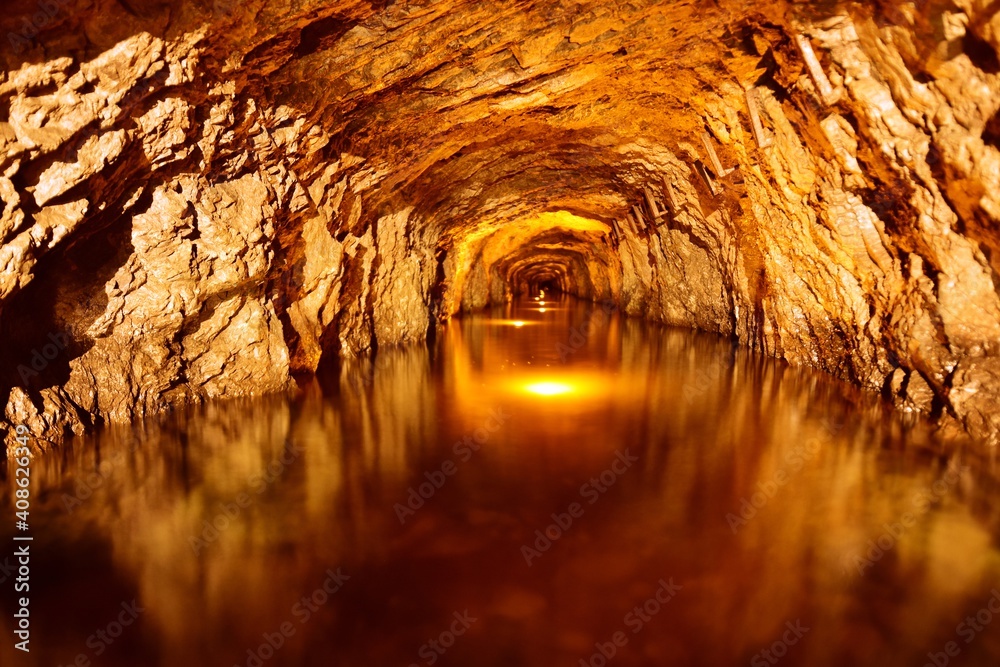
[3, 0, 1000, 452]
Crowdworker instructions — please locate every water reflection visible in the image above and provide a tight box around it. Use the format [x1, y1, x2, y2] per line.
[2, 296, 1000, 666]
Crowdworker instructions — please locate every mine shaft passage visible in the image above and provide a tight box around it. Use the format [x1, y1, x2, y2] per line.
[1, 298, 998, 667]
[4, 0, 1000, 665]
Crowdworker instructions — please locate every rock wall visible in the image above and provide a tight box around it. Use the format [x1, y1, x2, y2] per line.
[2, 0, 1000, 452]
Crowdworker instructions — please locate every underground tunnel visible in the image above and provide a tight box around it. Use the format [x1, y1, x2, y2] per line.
[2, 0, 1000, 665]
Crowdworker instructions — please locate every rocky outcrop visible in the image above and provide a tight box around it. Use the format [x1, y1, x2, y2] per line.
[3, 0, 1000, 452]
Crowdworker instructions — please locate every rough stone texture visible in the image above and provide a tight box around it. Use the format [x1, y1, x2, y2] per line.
[3, 0, 1000, 452]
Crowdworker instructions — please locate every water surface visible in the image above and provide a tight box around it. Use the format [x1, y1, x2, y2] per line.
[2, 297, 1000, 666]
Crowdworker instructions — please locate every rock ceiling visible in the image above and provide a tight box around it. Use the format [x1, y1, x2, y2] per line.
[3, 0, 1000, 450]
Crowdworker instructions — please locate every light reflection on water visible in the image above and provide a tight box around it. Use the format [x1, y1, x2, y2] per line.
[2, 296, 1000, 667]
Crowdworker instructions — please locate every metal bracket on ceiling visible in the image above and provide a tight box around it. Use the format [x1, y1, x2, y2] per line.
[608, 219, 620, 245]
[701, 131, 735, 179]
[662, 175, 678, 215]
[631, 205, 647, 232]
[695, 160, 720, 196]
[745, 87, 774, 149]
[644, 186, 663, 222]
[795, 34, 842, 106]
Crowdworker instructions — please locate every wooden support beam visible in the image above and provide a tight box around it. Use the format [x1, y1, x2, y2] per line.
[632, 205, 646, 231]
[795, 34, 841, 106]
[745, 87, 773, 149]
[701, 131, 734, 178]
[662, 175, 678, 214]
[624, 213, 638, 236]
[644, 187, 662, 220]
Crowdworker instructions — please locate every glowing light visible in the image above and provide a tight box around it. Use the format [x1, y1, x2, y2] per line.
[539, 308, 547, 313]
[540, 301, 546, 306]
[524, 381, 573, 396]
[505, 372, 610, 402]
[490, 319, 537, 327]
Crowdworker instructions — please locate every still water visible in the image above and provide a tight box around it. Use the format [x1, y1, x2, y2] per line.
[2, 297, 1000, 667]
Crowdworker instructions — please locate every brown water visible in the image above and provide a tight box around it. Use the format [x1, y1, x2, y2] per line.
[2, 297, 1000, 667]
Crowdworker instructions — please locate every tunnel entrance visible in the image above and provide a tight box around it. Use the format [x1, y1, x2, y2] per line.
[533, 278, 560, 298]
[441, 211, 617, 311]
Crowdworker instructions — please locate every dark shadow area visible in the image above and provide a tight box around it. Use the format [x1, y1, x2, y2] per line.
[963, 28, 1000, 75]
[983, 108, 1000, 151]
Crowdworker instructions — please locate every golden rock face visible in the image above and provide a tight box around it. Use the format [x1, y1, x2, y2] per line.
[2, 0, 1000, 450]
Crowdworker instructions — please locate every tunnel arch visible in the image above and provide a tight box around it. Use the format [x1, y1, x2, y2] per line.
[437, 211, 621, 311]
[4, 0, 1000, 449]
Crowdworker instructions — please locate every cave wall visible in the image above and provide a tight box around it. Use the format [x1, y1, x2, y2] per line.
[3, 0, 1000, 452]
